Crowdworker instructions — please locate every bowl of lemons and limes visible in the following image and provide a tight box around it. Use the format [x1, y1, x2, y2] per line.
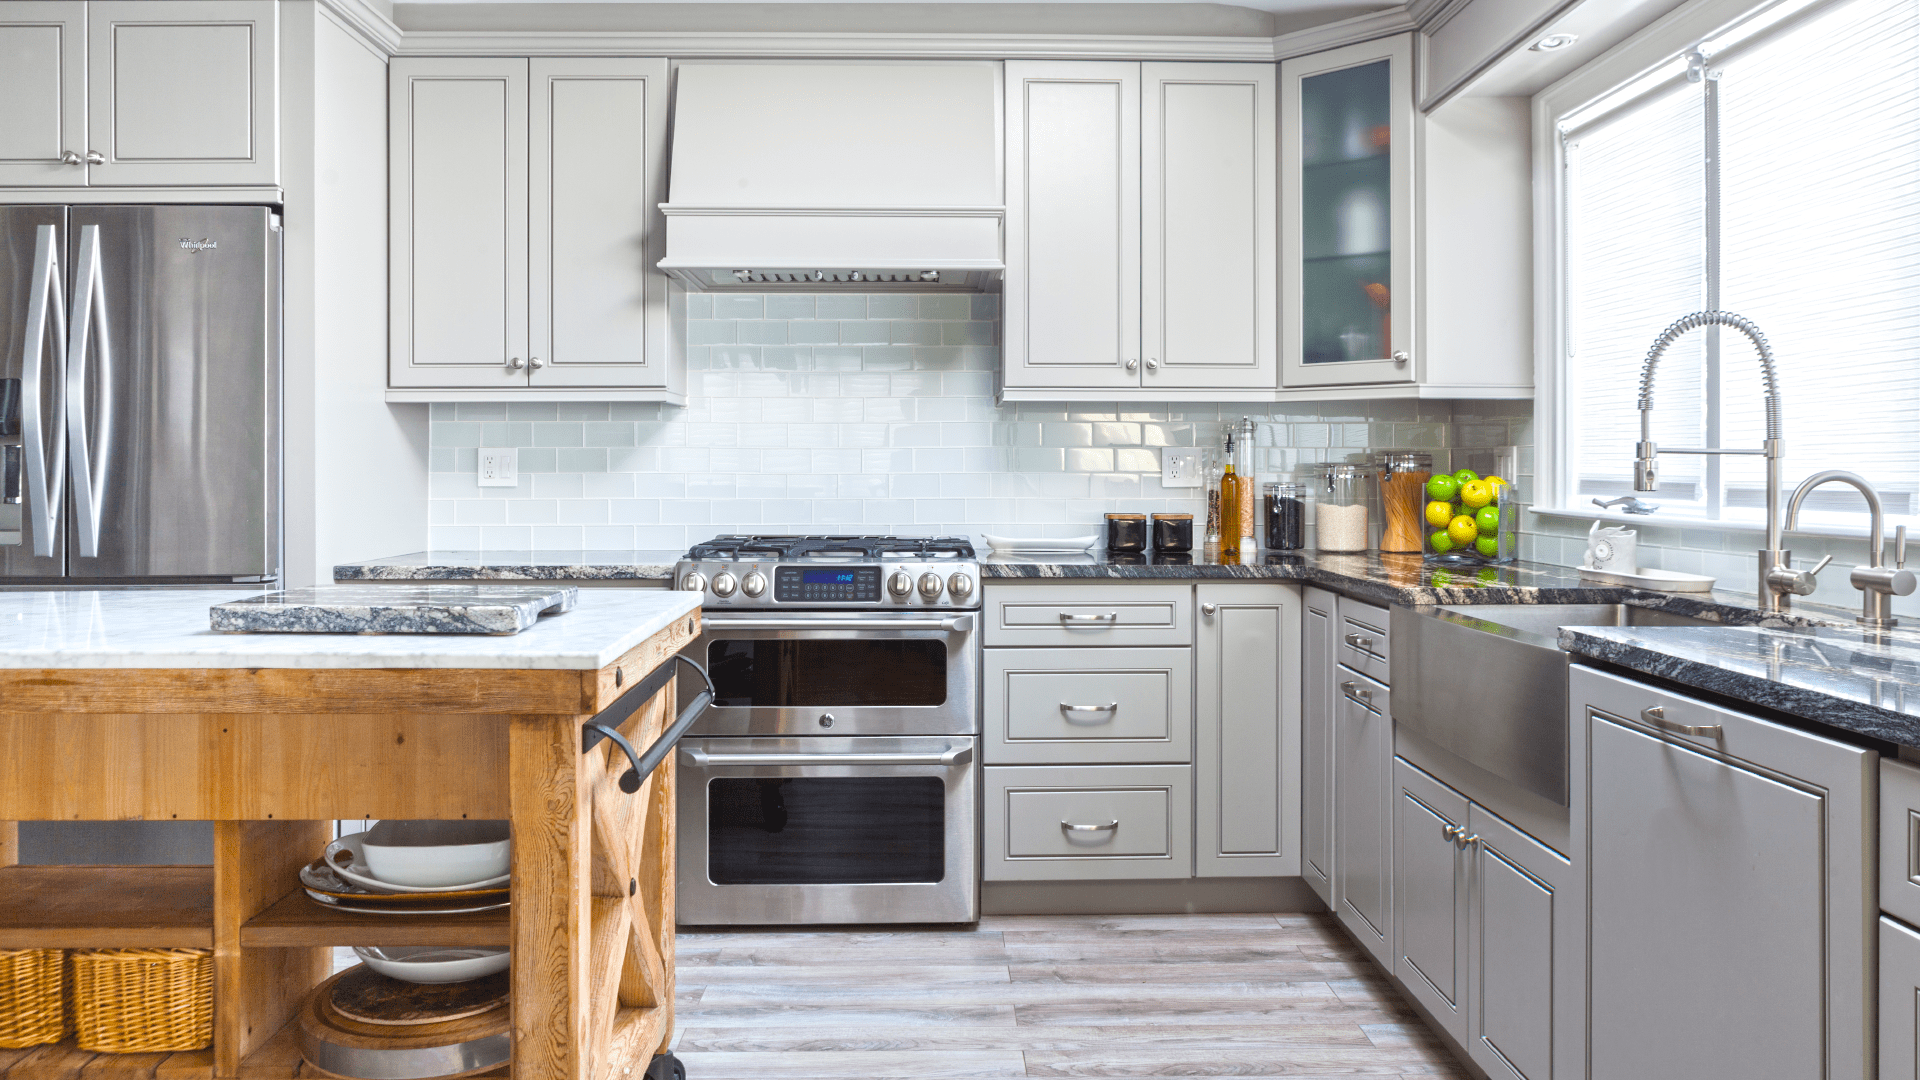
[1422, 469, 1511, 561]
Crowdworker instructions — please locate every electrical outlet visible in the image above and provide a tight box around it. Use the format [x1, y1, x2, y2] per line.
[1161, 448, 1203, 488]
[478, 448, 518, 488]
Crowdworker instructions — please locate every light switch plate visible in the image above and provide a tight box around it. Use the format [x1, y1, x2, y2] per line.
[478, 448, 518, 487]
[1162, 449, 1203, 488]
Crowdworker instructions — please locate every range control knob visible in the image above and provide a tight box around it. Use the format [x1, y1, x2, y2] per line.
[888, 570, 914, 598]
[679, 571, 707, 593]
[948, 572, 975, 599]
[918, 572, 944, 599]
[711, 572, 738, 597]
[741, 571, 767, 598]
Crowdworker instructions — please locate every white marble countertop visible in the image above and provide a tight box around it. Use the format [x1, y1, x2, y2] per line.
[0, 588, 701, 670]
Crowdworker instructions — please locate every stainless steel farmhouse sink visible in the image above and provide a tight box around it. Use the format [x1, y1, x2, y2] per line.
[1389, 604, 1721, 805]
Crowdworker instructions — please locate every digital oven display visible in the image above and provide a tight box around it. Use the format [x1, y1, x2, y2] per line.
[775, 565, 881, 603]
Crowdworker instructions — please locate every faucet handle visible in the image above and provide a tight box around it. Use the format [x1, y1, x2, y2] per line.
[1769, 554, 1832, 597]
[1898, 525, 1908, 570]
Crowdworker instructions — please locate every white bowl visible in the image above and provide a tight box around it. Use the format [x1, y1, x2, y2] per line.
[352, 945, 510, 985]
[359, 820, 511, 888]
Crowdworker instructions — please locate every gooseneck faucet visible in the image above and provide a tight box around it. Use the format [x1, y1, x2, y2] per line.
[1782, 470, 1915, 628]
[1635, 311, 1796, 611]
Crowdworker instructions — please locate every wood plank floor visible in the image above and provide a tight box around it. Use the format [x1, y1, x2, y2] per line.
[669, 912, 1467, 1079]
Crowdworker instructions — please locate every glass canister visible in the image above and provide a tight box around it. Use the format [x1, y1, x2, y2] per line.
[1377, 451, 1433, 553]
[1203, 449, 1225, 545]
[1315, 464, 1372, 553]
[1105, 513, 1147, 553]
[1422, 455, 1518, 563]
[1265, 482, 1305, 551]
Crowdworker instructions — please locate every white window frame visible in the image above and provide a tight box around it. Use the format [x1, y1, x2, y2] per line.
[1531, 0, 1900, 539]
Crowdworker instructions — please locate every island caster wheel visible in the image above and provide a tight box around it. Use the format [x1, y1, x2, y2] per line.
[645, 1053, 686, 1080]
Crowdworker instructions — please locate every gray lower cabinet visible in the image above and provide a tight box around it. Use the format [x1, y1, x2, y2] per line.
[1194, 583, 1301, 877]
[1302, 586, 1337, 904]
[1884, 915, 1920, 1079]
[983, 764, 1194, 880]
[1572, 664, 1874, 1080]
[1334, 668, 1392, 965]
[1394, 757, 1469, 1039]
[984, 646, 1192, 765]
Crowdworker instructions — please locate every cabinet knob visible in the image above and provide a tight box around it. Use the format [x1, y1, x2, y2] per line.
[1392, 351, 1410, 365]
[507, 357, 525, 370]
[528, 357, 545, 370]
[1201, 603, 1217, 616]
[84, 150, 104, 165]
[1145, 357, 1160, 372]
[1125, 358, 1139, 372]
[61, 150, 82, 166]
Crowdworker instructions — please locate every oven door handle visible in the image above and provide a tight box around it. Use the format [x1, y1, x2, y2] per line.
[701, 615, 975, 632]
[681, 745, 974, 768]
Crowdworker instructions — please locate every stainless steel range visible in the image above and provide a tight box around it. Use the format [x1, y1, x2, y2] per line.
[672, 535, 981, 926]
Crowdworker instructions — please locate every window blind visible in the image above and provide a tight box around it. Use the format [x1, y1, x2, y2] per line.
[1564, 0, 1920, 524]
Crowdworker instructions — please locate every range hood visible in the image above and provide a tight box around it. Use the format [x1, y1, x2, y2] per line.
[659, 62, 1004, 292]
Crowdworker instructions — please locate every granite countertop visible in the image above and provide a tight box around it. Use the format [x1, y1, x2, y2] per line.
[335, 550, 687, 581]
[0, 588, 699, 669]
[1562, 622, 1920, 747]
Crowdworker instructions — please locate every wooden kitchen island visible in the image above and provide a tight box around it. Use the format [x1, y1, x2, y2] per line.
[0, 588, 702, 1080]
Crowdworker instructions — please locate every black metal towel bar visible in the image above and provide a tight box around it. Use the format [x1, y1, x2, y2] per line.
[582, 653, 715, 793]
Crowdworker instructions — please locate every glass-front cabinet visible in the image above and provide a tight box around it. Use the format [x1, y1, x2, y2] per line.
[1281, 34, 1415, 387]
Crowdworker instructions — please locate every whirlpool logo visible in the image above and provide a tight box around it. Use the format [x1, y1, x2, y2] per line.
[178, 238, 217, 253]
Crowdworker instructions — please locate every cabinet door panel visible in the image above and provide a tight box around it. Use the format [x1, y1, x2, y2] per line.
[1302, 588, 1337, 904]
[1883, 916, 1920, 1080]
[390, 58, 529, 390]
[529, 58, 669, 391]
[986, 647, 1192, 765]
[86, 1, 276, 186]
[1334, 670, 1391, 964]
[984, 764, 1193, 881]
[1468, 804, 1565, 1080]
[1141, 63, 1275, 390]
[1393, 757, 1467, 1041]
[1195, 583, 1300, 876]
[0, 2, 85, 188]
[1003, 61, 1140, 390]
[1279, 34, 1414, 387]
[1572, 665, 1873, 1080]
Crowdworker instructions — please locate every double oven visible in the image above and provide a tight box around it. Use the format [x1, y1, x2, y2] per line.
[672, 536, 981, 925]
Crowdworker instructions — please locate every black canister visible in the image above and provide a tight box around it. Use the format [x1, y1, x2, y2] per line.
[1265, 482, 1305, 551]
[1151, 513, 1193, 553]
[1106, 513, 1147, 553]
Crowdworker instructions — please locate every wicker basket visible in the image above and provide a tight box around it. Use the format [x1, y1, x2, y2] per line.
[0, 948, 68, 1048]
[70, 948, 213, 1053]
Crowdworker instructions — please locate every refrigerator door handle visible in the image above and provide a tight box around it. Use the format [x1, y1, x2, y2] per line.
[65, 224, 111, 559]
[21, 224, 67, 558]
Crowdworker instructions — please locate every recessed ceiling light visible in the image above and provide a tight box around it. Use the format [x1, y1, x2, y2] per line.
[1531, 32, 1580, 52]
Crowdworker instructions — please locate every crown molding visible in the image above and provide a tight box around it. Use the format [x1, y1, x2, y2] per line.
[1407, 0, 1475, 31]
[1272, 5, 1419, 59]
[392, 29, 1281, 60]
[317, 0, 405, 55]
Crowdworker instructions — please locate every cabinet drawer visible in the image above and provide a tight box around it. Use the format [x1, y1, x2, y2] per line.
[984, 764, 1193, 880]
[1337, 667, 1390, 722]
[1884, 758, 1920, 926]
[985, 647, 1192, 764]
[1338, 596, 1391, 684]
[985, 584, 1191, 647]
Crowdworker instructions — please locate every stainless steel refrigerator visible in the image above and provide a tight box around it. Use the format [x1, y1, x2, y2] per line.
[0, 205, 280, 585]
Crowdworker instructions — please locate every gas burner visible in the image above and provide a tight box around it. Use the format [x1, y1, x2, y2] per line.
[686, 535, 976, 561]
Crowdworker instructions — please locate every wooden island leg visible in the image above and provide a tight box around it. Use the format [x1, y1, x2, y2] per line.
[510, 716, 595, 1080]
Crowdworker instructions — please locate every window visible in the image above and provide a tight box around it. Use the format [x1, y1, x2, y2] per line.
[1561, 0, 1920, 529]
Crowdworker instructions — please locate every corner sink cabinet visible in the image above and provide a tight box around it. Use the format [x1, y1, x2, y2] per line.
[980, 580, 1301, 880]
[386, 56, 683, 404]
[0, 613, 697, 1080]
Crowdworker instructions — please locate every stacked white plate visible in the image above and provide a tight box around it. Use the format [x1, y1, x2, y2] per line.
[301, 821, 513, 921]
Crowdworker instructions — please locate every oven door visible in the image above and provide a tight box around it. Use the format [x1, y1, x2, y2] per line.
[676, 735, 979, 925]
[684, 610, 979, 737]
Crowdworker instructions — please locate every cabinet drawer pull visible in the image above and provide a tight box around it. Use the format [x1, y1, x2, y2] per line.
[1059, 612, 1118, 623]
[1642, 705, 1723, 738]
[1341, 681, 1373, 706]
[1457, 833, 1481, 849]
[1059, 702, 1118, 723]
[1060, 819, 1120, 843]
[1344, 632, 1375, 651]
[1441, 823, 1464, 843]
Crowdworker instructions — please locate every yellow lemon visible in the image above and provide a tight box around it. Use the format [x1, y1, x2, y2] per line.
[1484, 474, 1508, 491]
[1459, 479, 1493, 509]
[1425, 500, 1454, 528]
[1447, 514, 1479, 546]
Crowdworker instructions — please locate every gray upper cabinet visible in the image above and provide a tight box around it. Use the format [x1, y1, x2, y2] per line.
[1301, 587, 1337, 905]
[1194, 583, 1300, 877]
[388, 56, 678, 402]
[1571, 664, 1874, 1080]
[0, 0, 276, 189]
[1001, 60, 1277, 399]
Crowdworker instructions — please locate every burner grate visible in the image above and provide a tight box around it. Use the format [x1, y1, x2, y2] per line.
[685, 534, 976, 560]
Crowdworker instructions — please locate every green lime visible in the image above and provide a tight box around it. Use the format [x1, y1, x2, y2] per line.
[1475, 536, 1500, 557]
[1474, 505, 1500, 532]
[1428, 531, 1455, 553]
[1426, 474, 1460, 502]
[1453, 468, 1479, 485]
